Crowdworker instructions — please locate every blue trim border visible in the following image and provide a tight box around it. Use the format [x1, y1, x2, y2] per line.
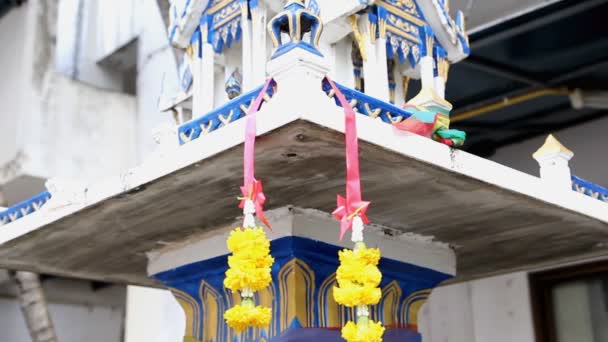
[572, 176, 608, 203]
[0, 192, 51, 226]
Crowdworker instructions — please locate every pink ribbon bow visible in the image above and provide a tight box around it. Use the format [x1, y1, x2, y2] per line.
[326, 78, 371, 240]
[333, 195, 370, 241]
[240, 79, 274, 230]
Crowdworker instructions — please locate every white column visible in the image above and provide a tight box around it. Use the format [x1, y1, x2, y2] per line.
[434, 76, 446, 98]
[241, 3, 253, 91]
[334, 37, 356, 89]
[533, 134, 574, 191]
[319, 39, 336, 78]
[192, 41, 203, 117]
[194, 40, 216, 117]
[374, 36, 390, 102]
[124, 286, 185, 342]
[359, 15, 390, 101]
[419, 56, 435, 91]
[251, 4, 268, 85]
[359, 15, 378, 98]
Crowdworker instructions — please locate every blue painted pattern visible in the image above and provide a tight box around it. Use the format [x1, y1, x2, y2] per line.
[206, 0, 244, 53]
[572, 176, 608, 203]
[269, 0, 324, 59]
[177, 81, 276, 145]
[0, 192, 51, 226]
[322, 79, 414, 124]
[154, 236, 450, 341]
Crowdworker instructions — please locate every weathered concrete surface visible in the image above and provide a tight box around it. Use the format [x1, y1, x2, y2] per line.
[0, 119, 607, 287]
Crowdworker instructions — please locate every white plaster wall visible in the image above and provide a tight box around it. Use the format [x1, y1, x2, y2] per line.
[0, 298, 123, 342]
[135, 1, 179, 161]
[419, 272, 536, 342]
[0, 0, 139, 198]
[124, 286, 185, 342]
[96, 0, 142, 60]
[0, 6, 28, 166]
[491, 116, 608, 188]
[18, 73, 137, 181]
[56, 0, 125, 91]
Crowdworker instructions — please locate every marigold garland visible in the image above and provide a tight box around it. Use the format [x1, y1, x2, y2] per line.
[224, 300, 272, 332]
[223, 227, 274, 292]
[342, 320, 385, 342]
[334, 244, 383, 307]
[334, 242, 385, 342]
[223, 226, 274, 332]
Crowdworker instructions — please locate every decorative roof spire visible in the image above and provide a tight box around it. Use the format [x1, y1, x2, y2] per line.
[533, 134, 574, 160]
[267, 0, 324, 59]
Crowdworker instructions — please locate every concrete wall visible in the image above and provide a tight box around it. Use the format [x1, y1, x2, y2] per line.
[0, 299, 124, 342]
[0, 278, 126, 342]
[491, 116, 608, 187]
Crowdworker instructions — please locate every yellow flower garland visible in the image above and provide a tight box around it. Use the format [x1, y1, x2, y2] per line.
[224, 299, 272, 332]
[223, 227, 274, 332]
[334, 245, 382, 306]
[334, 242, 385, 342]
[342, 320, 385, 342]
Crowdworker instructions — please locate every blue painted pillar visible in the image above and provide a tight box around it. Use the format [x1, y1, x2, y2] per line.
[153, 237, 451, 342]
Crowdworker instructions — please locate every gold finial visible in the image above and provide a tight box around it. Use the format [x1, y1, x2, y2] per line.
[533, 134, 574, 159]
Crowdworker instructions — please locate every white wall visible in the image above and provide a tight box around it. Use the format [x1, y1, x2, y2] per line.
[19, 73, 137, 181]
[491, 116, 608, 188]
[95, 0, 142, 61]
[0, 6, 28, 167]
[124, 286, 185, 342]
[0, 298, 124, 342]
[419, 272, 536, 342]
[135, 1, 179, 161]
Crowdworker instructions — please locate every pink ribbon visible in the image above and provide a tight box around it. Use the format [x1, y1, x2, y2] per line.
[326, 78, 370, 240]
[239, 79, 274, 230]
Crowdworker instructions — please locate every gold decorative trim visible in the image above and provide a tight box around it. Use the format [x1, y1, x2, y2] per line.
[376, 1, 425, 27]
[369, 21, 378, 44]
[437, 58, 450, 81]
[425, 35, 434, 58]
[364, 103, 381, 118]
[218, 110, 235, 126]
[213, 10, 240, 30]
[386, 112, 403, 123]
[207, 0, 234, 14]
[378, 16, 387, 40]
[403, 76, 410, 102]
[200, 121, 214, 134]
[386, 25, 420, 43]
[180, 131, 195, 143]
[348, 15, 368, 61]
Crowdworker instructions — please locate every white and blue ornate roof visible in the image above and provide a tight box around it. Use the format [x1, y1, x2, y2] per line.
[359, 0, 469, 68]
[169, 0, 255, 54]
[168, 0, 212, 48]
